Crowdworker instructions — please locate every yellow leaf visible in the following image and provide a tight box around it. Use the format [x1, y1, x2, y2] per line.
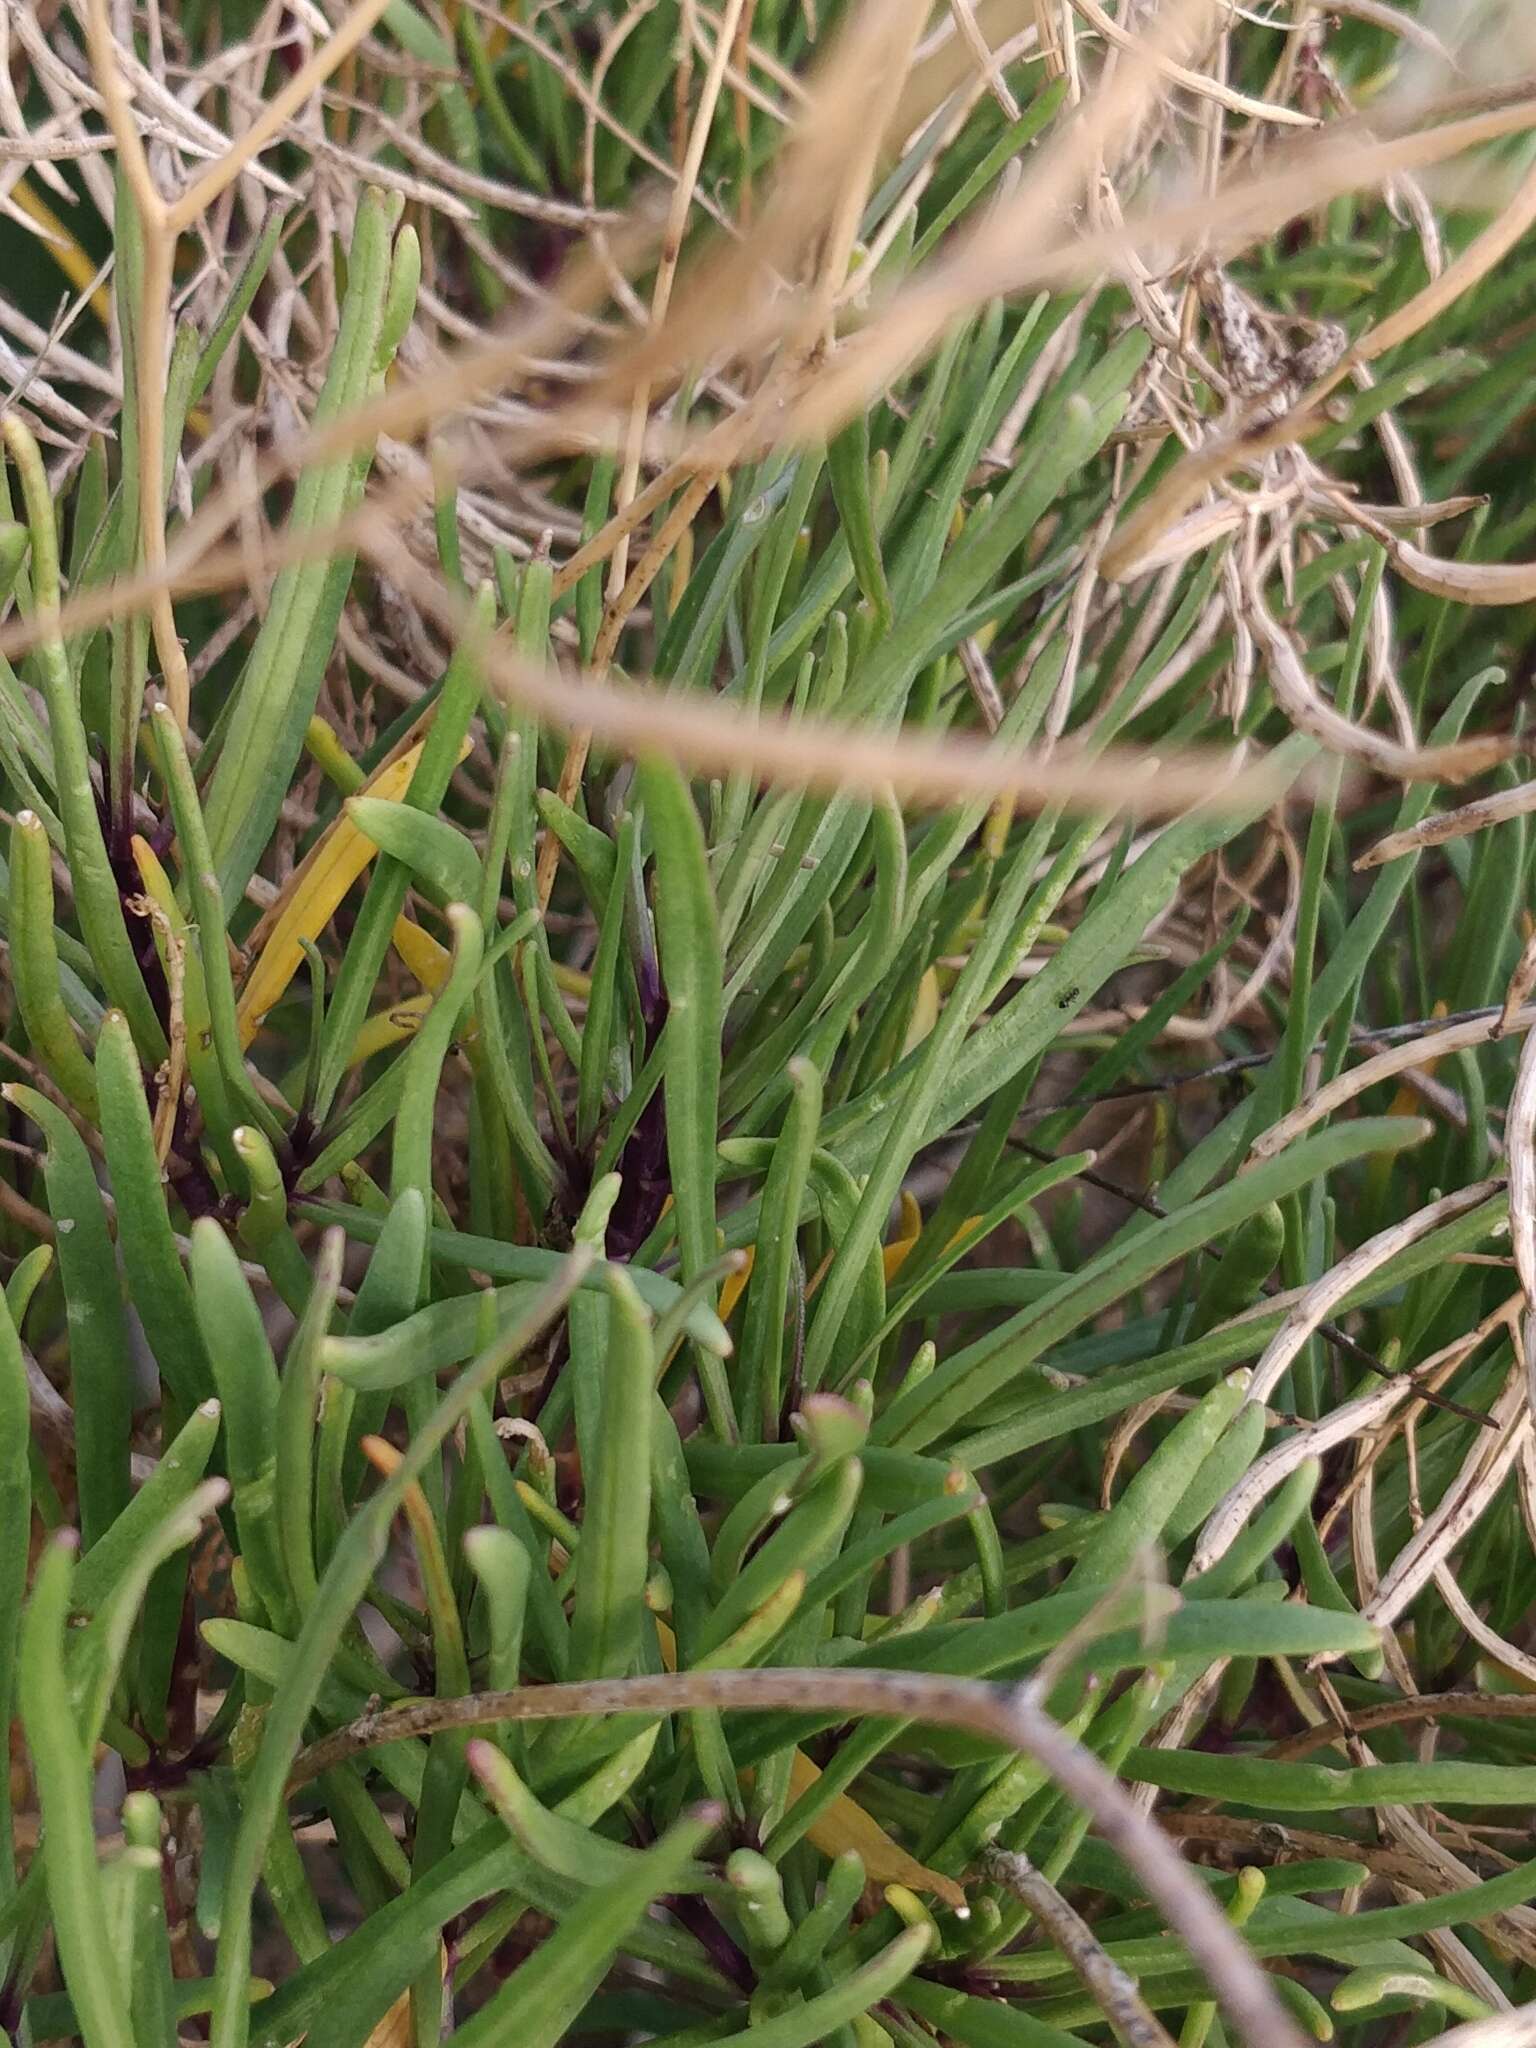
[358, 1436, 426, 1530]
[130, 836, 180, 924]
[552, 962, 593, 1001]
[732, 1187, 922, 1319]
[732, 1189, 955, 1319]
[338, 914, 473, 1072]
[718, 1246, 757, 1327]
[236, 737, 462, 1046]
[881, 1189, 923, 1284]
[345, 995, 433, 1072]
[902, 967, 941, 1055]
[391, 915, 453, 992]
[315, 915, 453, 1074]
[13, 177, 113, 327]
[359, 1949, 446, 2048]
[361, 1989, 413, 2048]
[783, 1751, 965, 1910]
[882, 1197, 987, 1286]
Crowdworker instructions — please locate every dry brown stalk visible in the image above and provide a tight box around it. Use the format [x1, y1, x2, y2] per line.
[286, 1664, 1309, 2048]
[1068, 0, 1316, 127]
[1269, 1690, 1536, 1765]
[1510, 1031, 1536, 1399]
[1317, 1301, 1520, 1548]
[368, 519, 1303, 819]
[82, 0, 186, 727]
[1241, 1181, 1506, 1408]
[981, 1844, 1177, 2048]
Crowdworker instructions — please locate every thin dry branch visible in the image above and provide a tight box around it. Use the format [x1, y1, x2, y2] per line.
[1378, 530, 1536, 609]
[1419, 2005, 1536, 2048]
[1101, 88, 1536, 583]
[1269, 1689, 1536, 1765]
[286, 1665, 1309, 2048]
[1253, 1010, 1536, 1162]
[981, 1844, 1176, 2048]
[1243, 580, 1518, 784]
[1510, 1027, 1536, 1330]
[538, 0, 755, 911]
[20, 45, 1536, 717]
[1191, 1380, 1414, 1581]
[165, 0, 395, 230]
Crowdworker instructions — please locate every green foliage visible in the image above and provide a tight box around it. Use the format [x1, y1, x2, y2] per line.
[5, 6, 1536, 2048]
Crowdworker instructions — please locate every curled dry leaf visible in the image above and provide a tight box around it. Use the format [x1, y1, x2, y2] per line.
[1383, 533, 1536, 608]
[1252, 1006, 1536, 1160]
[1237, 1180, 1501, 1410]
[1245, 586, 1520, 784]
[1503, 929, 1536, 1037]
[1355, 781, 1536, 870]
[1191, 1379, 1415, 1583]
[782, 1749, 968, 1911]
[1434, 1561, 1536, 1693]
[1314, 489, 1489, 536]
[1361, 1365, 1530, 1633]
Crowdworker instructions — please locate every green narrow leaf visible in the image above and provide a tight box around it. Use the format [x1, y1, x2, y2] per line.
[2, 415, 165, 1055]
[637, 753, 733, 1437]
[877, 1115, 1431, 1452]
[738, 1057, 821, 1441]
[345, 796, 481, 905]
[569, 1270, 655, 1679]
[206, 193, 398, 907]
[274, 1231, 345, 1613]
[19, 1540, 134, 2048]
[0, 1277, 30, 1916]
[8, 810, 99, 1118]
[94, 1009, 216, 1408]
[6, 1086, 133, 1548]
[577, 811, 638, 1149]
[69, 1396, 223, 1619]
[440, 1804, 716, 2048]
[190, 1219, 292, 1631]
[208, 1258, 591, 2048]
[391, 903, 485, 1297]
